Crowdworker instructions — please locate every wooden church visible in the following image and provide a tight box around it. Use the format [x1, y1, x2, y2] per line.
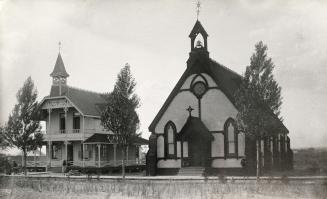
[146, 20, 293, 176]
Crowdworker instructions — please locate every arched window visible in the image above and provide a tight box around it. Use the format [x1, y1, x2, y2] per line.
[164, 121, 177, 158]
[224, 118, 238, 158]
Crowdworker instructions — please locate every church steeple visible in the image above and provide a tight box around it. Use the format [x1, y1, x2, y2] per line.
[50, 52, 69, 86]
[50, 43, 69, 95]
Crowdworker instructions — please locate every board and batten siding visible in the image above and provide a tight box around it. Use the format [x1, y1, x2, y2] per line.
[155, 73, 245, 169]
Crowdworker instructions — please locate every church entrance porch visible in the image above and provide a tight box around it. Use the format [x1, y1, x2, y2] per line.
[188, 137, 211, 167]
[178, 116, 214, 168]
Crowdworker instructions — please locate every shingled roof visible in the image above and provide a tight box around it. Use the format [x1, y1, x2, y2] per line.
[48, 85, 107, 116]
[50, 53, 69, 78]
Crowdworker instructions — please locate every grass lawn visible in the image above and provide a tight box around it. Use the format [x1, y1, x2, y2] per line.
[1, 176, 326, 199]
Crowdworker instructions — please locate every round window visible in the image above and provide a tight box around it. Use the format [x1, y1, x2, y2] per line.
[192, 81, 207, 97]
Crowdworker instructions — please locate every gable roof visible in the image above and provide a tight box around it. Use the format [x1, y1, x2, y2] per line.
[45, 85, 107, 117]
[189, 20, 208, 38]
[148, 56, 288, 134]
[50, 53, 69, 78]
[177, 116, 213, 140]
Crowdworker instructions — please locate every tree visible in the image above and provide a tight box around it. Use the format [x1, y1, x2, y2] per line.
[0, 125, 8, 149]
[3, 76, 43, 175]
[235, 41, 282, 179]
[101, 63, 140, 179]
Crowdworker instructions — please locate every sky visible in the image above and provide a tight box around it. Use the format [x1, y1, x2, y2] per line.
[0, 0, 327, 149]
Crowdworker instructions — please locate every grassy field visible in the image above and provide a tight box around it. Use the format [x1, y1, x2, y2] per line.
[0, 176, 326, 199]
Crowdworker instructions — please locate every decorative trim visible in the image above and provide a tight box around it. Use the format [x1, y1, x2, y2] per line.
[179, 86, 219, 93]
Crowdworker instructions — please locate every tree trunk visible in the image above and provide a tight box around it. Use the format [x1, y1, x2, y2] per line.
[256, 139, 260, 180]
[121, 147, 126, 180]
[23, 149, 27, 176]
[34, 150, 37, 172]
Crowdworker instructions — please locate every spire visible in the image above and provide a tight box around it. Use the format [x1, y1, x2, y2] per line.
[50, 43, 69, 95]
[50, 45, 69, 78]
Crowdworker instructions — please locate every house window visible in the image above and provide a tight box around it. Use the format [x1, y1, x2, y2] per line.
[224, 118, 238, 157]
[59, 113, 65, 133]
[73, 112, 80, 133]
[164, 121, 177, 158]
[52, 144, 58, 159]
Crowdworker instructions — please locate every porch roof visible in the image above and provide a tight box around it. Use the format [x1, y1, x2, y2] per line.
[83, 133, 148, 145]
[177, 116, 214, 141]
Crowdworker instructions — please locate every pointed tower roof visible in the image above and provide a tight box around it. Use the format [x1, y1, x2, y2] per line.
[50, 53, 69, 78]
[189, 20, 208, 38]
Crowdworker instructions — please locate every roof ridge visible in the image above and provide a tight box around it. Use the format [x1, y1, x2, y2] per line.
[210, 58, 243, 77]
[67, 85, 105, 95]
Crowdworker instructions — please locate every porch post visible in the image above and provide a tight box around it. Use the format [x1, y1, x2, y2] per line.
[49, 141, 52, 167]
[65, 140, 68, 162]
[47, 108, 52, 168]
[113, 144, 117, 166]
[82, 142, 85, 167]
[97, 144, 101, 168]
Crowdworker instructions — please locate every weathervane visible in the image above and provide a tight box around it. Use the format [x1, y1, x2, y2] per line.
[196, 0, 201, 20]
[58, 41, 62, 53]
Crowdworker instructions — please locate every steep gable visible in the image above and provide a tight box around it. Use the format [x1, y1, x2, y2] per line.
[47, 85, 107, 117]
[149, 57, 288, 134]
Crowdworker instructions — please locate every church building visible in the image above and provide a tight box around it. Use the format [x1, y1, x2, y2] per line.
[146, 20, 293, 176]
[39, 52, 147, 173]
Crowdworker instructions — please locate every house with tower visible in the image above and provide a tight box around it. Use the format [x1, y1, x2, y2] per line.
[39, 51, 147, 173]
[146, 20, 293, 176]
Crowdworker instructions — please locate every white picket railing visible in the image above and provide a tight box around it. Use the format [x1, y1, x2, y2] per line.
[66, 159, 145, 168]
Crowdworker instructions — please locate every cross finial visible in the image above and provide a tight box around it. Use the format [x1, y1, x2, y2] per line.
[58, 41, 62, 53]
[196, 0, 201, 20]
[186, 105, 194, 117]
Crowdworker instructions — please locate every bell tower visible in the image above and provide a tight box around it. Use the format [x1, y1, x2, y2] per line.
[189, 20, 209, 52]
[50, 42, 69, 95]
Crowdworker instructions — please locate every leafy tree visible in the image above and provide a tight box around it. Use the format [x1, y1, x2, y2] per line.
[235, 41, 282, 179]
[0, 125, 8, 149]
[3, 76, 43, 175]
[101, 63, 140, 179]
